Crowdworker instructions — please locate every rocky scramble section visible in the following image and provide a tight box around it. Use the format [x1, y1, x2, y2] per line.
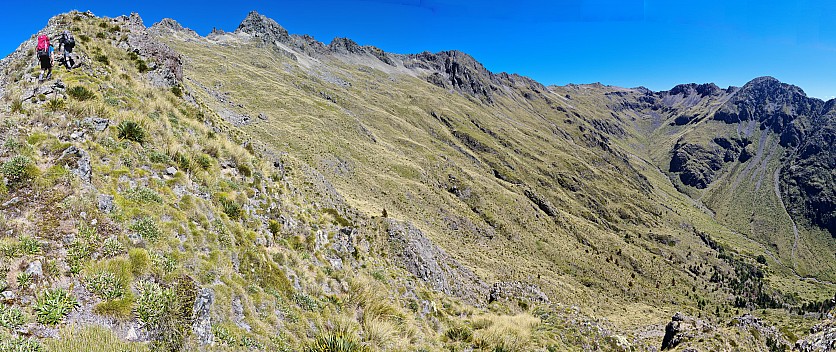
[795, 319, 836, 351]
[385, 219, 489, 304]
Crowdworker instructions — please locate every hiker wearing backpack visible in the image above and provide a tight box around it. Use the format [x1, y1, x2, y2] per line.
[36, 33, 53, 81]
[57, 30, 76, 69]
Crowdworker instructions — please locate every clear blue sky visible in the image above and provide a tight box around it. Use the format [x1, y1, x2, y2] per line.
[2, 0, 834, 99]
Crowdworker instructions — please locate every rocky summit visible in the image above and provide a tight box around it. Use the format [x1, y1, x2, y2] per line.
[0, 10, 835, 352]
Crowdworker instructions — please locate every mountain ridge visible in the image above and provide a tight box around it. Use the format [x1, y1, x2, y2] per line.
[0, 9, 834, 352]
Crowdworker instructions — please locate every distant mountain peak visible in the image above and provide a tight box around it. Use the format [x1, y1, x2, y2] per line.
[236, 10, 291, 43]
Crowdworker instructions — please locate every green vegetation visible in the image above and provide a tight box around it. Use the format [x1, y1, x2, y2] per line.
[129, 217, 162, 241]
[0, 304, 26, 330]
[85, 272, 125, 300]
[116, 120, 146, 144]
[307, 329, 370, 352]
[0, 10, 830, 352]
[1, 155, 36, 187]
[34, 288, 79, 326]
[67, 86, 96, 101]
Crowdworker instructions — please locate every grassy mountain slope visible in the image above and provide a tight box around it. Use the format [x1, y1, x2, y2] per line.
[0, 10, 833, 352]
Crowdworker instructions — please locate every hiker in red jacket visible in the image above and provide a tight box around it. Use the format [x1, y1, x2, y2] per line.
[36, 33, 53, 82]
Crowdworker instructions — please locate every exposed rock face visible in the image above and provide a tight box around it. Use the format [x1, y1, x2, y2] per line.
[713, 76, 821, 148]
[669, 142, 724, 189]
[406, 51, 496, 103]
[386, 219, 488, 304]
[192, 288, 214, 346]
[236, 11, 292, 45]
[783, 107, 836, 237]
[487, 282, 549, 305]
[524, 189, 557, 216]
[661, 312, 714, 350]
[795, 319, 836, 352]
[149, 18, 199, 38]
[57, 146, 91, 183]
[98, 194, 115, 213]
[733, 314, 791, 350]
[119, 13, 183, 87]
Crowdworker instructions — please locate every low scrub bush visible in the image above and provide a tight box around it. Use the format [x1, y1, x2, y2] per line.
[0, 337, 41, 352]
[135, 276, 196, 351]
[2, 155, 37, 187]
[125, 186, 162, 204]
[130, 217, 162, 241]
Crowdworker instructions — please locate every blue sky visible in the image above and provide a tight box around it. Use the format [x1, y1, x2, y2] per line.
[2, 0, 834, 99]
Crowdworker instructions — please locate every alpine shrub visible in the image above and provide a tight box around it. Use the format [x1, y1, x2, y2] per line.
[116, 120, 146, 144]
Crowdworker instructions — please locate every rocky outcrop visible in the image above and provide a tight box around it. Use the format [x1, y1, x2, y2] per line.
[119, 13, 183, 87]
[57, 146, 91, 183]
[405, 51, 497, 103]
[733, 314, 791, 350]
[191, 288, 214, 346]
[661, 312, 714, 350]
[713, 76, 822, 148]
[783, 107, 836, 237]
[795, 319, 836, 351]
[386, 219, 488, 304]
[149, 18, 200, 40]
[524, 189, 557, 216]
[487, 282, 549, 305]
[236, 11, 292, 45]
[327, 38, 395, 66]
[669, 142, 724, 189]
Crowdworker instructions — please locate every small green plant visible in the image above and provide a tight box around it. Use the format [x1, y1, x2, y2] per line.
[307, 330, 369, 352]
[85, 272, 125, 300]
[170, 85, 183, 98]
[172, 152, 191, 172]
[0, 279, 7, 292]
[0, 304, 26, 330]
[67, 240, 92, 275]
[148, 150, 170, 164]
[136, 60, 149, 73]
[10, 99, 24, 114]
[130, 217, 162, 241]
[212, 325, 238, 345]
[444, 325, 473, 343]
[18, 236, 42, 255]
[94, 54, 109, 65]
[135, 278, 196, 351]
[2, 155, 36, 186]
[0, 337, 41, 352]
[195, 154, 212, 170]
[101, 237, 125, 258]
[67, 86, 96, 101]
[293, 293, 319, 311]
[219, 197, 242, 220]
[34, 288, 79, 325]
[37, 94, 47, 102]
[125, 186, 163, 204]
[150, 252, 176, 274]
[16, 272, 33, 288]
[45, 98, 66, 112]
[116, 120, 146, 144]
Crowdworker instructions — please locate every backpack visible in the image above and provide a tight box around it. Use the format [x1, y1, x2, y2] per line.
[36, 35, 49, 53]
[63, 32, 75, 48]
